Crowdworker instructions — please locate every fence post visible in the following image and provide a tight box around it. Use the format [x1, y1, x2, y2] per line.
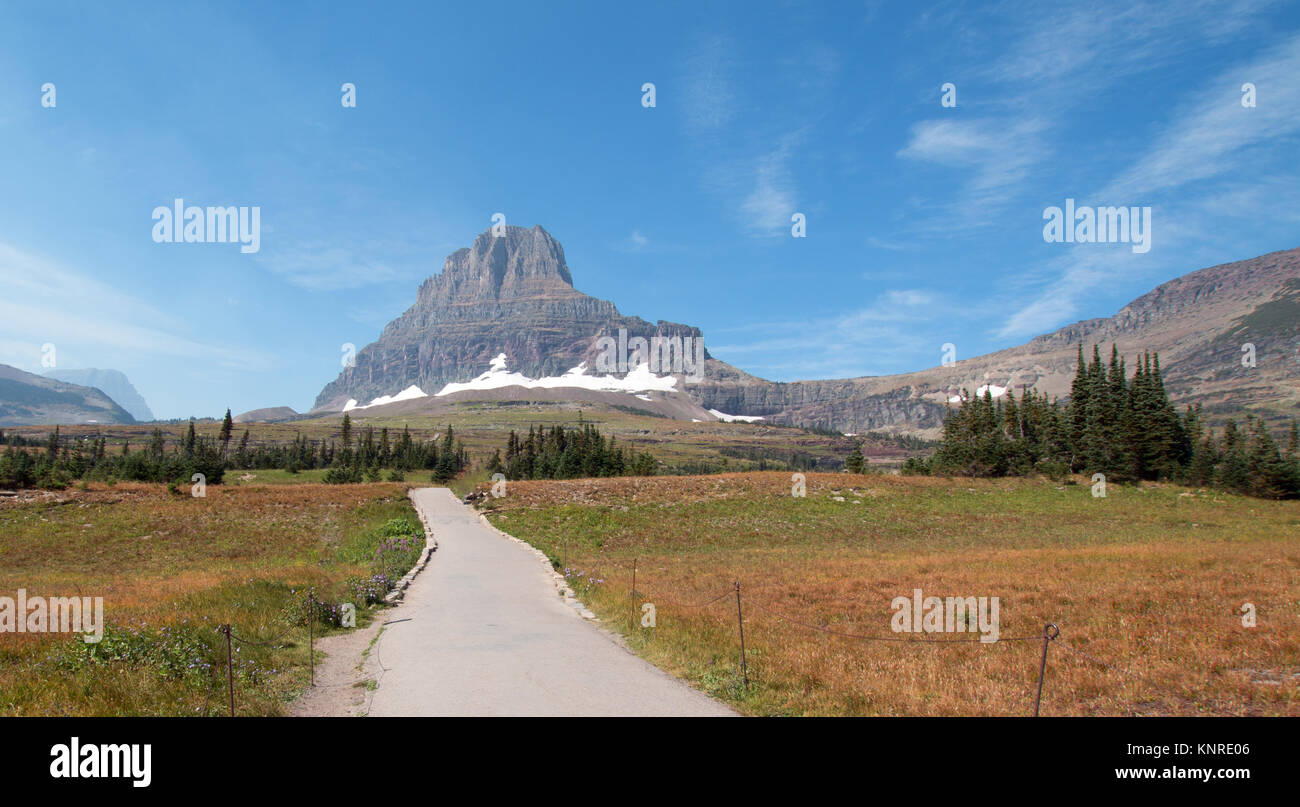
[222, 624, 234, 717]
[308, 591, 315, 687]
[630, 558, 637, 631]
[1033, 623, 1059, 717]
[734, 581, 748, 689]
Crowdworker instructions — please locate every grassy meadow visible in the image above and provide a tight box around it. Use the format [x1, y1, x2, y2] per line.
[3, 398, 913, 477]
[481, 472, 1300, 716]
[0, 481, 420, 715]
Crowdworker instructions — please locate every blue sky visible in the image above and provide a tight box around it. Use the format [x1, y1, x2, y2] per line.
[1, 0, 1297, 419]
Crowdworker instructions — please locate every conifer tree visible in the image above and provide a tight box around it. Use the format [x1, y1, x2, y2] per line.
[219, 409, 234, 457]
[340, 413, 353, 449]
[1215, 420, 1250, 493]
[1068, 344, 1089, 466]
[845, 442, 864, 474]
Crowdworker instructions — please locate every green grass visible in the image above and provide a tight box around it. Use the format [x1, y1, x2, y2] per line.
[0, 482, 424, 716]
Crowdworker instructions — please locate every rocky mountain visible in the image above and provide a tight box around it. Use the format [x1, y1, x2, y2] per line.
[43, 368, 154, 422]
[313, 226, 1299, 435]
[313, 225, 703, 412]
[695, 246, 1300, 434]
[0, 364, 137, 426]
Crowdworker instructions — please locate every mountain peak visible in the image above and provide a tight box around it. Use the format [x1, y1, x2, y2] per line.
[419, 224, 574, 305]
[313, 225, 703, 412]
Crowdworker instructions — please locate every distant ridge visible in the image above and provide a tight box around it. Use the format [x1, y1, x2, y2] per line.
[312, 226, 1300, 435]
[44, 368, 154, 422]
[233, 406, 300, 423]
[0, 365, 136, 426]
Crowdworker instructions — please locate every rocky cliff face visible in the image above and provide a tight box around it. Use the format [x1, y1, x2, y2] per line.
[313, 226, 703, 411]
[691, 362, 949, 432]
[313, 227, 1299, 434]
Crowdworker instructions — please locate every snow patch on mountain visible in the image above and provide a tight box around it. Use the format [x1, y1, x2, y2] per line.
[341, 353, 686, 411]
[708, 409, 764, 423]
[948, 384, 1008, 404]
[433, 353, 680, 397]
[343, 385, 428, 411]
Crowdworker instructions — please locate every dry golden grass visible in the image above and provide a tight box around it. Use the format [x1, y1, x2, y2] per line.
[0, 481, 415, 715]
[484, 472, 1300, 716]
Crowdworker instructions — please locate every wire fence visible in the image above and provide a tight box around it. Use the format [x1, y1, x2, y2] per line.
[209, 558, 1220, 717]
[594, 556, 1203, 717]
[219, 591, 319, 717]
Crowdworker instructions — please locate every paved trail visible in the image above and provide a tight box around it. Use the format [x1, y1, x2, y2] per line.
[366, 488, 733, 716]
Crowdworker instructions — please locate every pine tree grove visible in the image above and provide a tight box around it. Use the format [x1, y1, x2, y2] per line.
[906, 344, 1299, 499]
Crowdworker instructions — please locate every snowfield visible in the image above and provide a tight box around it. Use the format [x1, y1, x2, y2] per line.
[948, 384, 1008, 404]
[339, 354, 766, 425]
[342, 353, 683, 410]
[708, 409, 764, 423]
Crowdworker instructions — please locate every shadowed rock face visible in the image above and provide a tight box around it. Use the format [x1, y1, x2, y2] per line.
[313, 226, 1299, 435]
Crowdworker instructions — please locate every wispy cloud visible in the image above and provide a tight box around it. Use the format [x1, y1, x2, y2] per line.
[984, 0, 1276, 92]
[681, 34, 738, 134]
[1000, 31, 1300, 339]
[899, 0, 1280, 237]
[261, 243, 404, 291]
[996, 248, 1142, 338]
[1101, 33, 1300, 200]
[866, 236, 912, 252]
[0, 242, 271, 372]
[712, 288, 953, 379]
[739, 154, 798, 236]
[898, 116, 1049, 215]
[629, 230, 648, 249]
[705, 131, 807, 238]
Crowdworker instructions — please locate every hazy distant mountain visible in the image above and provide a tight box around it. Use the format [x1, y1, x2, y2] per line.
[312, 226, 1299, 435]
[43, 368, 154, 422]
[0, 365, 136, 426]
